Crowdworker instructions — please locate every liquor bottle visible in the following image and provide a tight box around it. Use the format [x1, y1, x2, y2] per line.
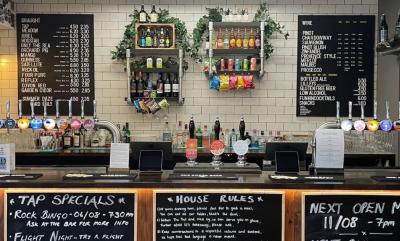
[172, 74, 179, 97]
[152, 28, 159, 48]
[395, 11, 400, 42]
[139, 5, 147, 23]
[162, 122, 172, 141]
[163, 73, 172, 97]
[248, 28, 255, 49]
[243, 28, 249, 49]
[159, 28, 165, 48]
[213, 117, 220, 140]
[156, 73, 164, 97]
[79, 124, 86, 148]
[63, 127, 72, 149]
[130, 74, 137, 99]
[239, 116, 245, 140]
[145, 27, 152, 47]
[224, 128, 230, 145]
[229, 128, 237, 148]
[124, 122, 131, 143]
[235, 28, 242, 48]
[73, 129, 80, 148]
[165, 29, 170, 47]
[223, 28, 229, 49]
[150, 5, 158, 23]
[255, 28, 261, 49]
[195, 126, 203, 148]
[175, 121, 184, 148]
[189, 116, 195, 139]
[217, 28, 223, 49]
[205, 33, 210, 50]
[140, 28, 146, 47]
[258, 130, 266, 149]
[379, 14, 389, 43]
[244, 132, 251, 146]
[91, 129, 100, 147]
[137, 72, 144, 97]
[202, 125, 210, 149]
[229, 28, 236, 49]
[146, 73, 153, 91]
[183, 123, 189, 145]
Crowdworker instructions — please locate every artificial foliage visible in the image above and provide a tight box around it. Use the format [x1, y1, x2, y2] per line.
[111, 7, 191, 69]
[191, 3, 289, 62]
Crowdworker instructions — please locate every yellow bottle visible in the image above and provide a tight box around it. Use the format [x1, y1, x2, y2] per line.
[235, 28, 242, 48]
[229, 28, 236, 49]
[243, 28, 249, 49]
[248, 28, 255, 49]
[217, 28, 224, 49]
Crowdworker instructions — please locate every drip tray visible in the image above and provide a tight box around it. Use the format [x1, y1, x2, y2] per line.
[173, 162, 261, 174]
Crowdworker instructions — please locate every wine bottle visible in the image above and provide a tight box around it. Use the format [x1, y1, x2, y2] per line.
[130, 74, 137, 99]
[150, 5, 158, 23]
[214, 117, 221, 140]
[145, 27, 152, 47]
[379, 14, 389, 43]
[159, 28, 165, 48]
[172, 74, 179, 97]
[163, 73, 172, 97]
[189, 116, 195, 139]
[165, 29, 170, 47]
[137, 72, 144, 97]
[156, 73, 164, 97]
[139, 5, 147, 23]
[152, 28, 159, 48]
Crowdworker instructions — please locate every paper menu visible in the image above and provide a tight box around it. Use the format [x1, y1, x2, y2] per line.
[0, 144, 15, 174]
[315, 129, 344, 169]
[109, 143, 130, 169]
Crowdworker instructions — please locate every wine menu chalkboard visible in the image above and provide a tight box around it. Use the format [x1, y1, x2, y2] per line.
[154, 190, 284, 241]
[297, 15, 375, 117]
[303, 193, 400, 241]
[5, 190, 137, 241]
[17, 14, 94, 115]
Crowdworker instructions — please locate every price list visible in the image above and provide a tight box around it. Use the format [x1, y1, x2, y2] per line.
[296, 15, 375, 117]
[17, 14, 94, 115]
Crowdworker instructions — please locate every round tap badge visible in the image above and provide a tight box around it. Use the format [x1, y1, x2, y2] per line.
[70, 119, 82, 131]
[17, 118, 30, 130]
[4, 118, 16, 129]
[380, 119, 393, 132]
[353, 120, 366, 132]
[83, 119, 95, 130]
[210, 140, 225, 156]
[393, 120, 400, 131]
[43, 119, 56, 130]
[233, 140, 249, 156]
[340, 119, 353, 132]
[30, 119, 43, 130]
[0, 119, 5, 128]
[367, 119, 379, 132]
[57, 119, 69, 130]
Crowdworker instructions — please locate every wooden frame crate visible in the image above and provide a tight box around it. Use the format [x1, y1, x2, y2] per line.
[135, 23, 176, 49]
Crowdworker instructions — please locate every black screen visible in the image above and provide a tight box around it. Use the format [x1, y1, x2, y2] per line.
[275, 151, 300, 173]
[265, 142, 308, 163]
[139, 150, 163, 172]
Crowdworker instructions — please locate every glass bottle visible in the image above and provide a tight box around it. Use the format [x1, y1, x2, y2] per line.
[137, 72, 144, 97]
[139, 5, 147, 23]
[394, 11, 400, 42]
[162, 121, 172, 142]
[229, 128, 237, 148]
[379, 14, 389, 43]
[63, 127, 72, 149]
[150, 5, 158, 23]
[156, 73, 164, 97]
[124, 122, 131, 143]
[165, 29, 170, 47]
[171, 74, 179, 97]
[243, 28, 249, 49]
[248, 28, 255, 49]
[202, 125, 210, 149]
[223, 28, 229, 49]
[189, 116, 195, 139]
[183, 123, 189, 145]
[152, 28, 159, 48]
[196, 126, 203, 148]
[255, 28, 261, 49]
[145, 27, 152, 47]
[224, 128, 230, 146]
[140, 28, 146, 47]
[217, 28, 224, 49]
[235, 28, 242, 48]
[229, 28, 236, 49]
[130, 74, 137, 99]
[159, 28, 165, 48]
[163, 73, 171, 97]
[175, 121, 183, 148]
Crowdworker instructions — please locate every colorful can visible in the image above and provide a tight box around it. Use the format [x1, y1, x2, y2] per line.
[250, 57, 257, 71]
[220, 58, 225, 71]
[243, 59, 249, 71]
[228, 59, 234, 71]
[235, 59, 241, 71]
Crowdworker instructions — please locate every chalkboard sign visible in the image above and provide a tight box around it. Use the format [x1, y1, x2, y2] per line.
[5, 190, 137, 241]
[154, 190, 284, 241]
[17, 14, 94, 115]
[303, 193, 400, 241]
[297, 15, 375, 117]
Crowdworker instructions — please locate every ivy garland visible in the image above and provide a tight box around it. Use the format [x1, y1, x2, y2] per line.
[190, 3, 289, 62]
[111, 8, 191, 70]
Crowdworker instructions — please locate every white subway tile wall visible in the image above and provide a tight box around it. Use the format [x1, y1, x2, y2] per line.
[0, 0, 378, 137]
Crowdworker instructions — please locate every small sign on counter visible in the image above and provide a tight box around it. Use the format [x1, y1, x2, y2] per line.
[109, 143, 130, 169]
[315, 129, 344, 169]
[0, 144, 15, 174]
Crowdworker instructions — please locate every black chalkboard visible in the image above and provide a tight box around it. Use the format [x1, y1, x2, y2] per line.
[17, 14, 94, 115]
[297, 15, 375, 117]
[155, 191, 284, 241]
[6, 191, 136, 241]
[303, 193, 400, 241]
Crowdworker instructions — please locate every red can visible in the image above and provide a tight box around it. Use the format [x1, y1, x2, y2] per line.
[228, 59, 234, 71]
[220, 58, 225, 71]
[250, 57, 257, 71]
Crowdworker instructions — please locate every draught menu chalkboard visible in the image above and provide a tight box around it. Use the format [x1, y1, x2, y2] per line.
[154, 191, 284, 241]
[297, 15, 375, 117]
[303, 193, 400, 241]
[5, 191, 137, 241]
[17, 14, 94, 115]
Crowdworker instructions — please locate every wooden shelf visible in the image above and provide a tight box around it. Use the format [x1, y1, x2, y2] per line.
[131, 48, 179, 56]
[377, 46, 400, 56]
[131, 67, 179, 73]
[213, 22, 261, 28]
[212, 48, 260, 56]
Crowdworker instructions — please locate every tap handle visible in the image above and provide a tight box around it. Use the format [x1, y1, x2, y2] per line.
[55, 99, 60, 119]
[373, 101, 377, 120]
[93, 100, 97, 120]
[360, 102, 365, 120]
[30, 100, 35, 119]
[43, 102, 47, 119]
[386, 101, 390, 120]
[81, 100, 85, 119]
[336, 101, 340, 121]
[348, 101, 352, 120]
[68, 98, 72, 119]
[398, 101, 400, 120]
[6, 99, 10, 119]
[18, 100, 22, 119]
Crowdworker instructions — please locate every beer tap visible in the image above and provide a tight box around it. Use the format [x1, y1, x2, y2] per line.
[29, 100, 43, 130]
[17, 100, 29, 130]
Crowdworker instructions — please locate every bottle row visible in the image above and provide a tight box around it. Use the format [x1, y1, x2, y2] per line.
[377, 12, 400, 49]
[136, 26, 173, 49]
[139, 4, 159, 23]
[130, 72, 179, 98]
[214, 28, 262, 49]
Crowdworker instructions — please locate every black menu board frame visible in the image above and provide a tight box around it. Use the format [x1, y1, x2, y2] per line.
[4, 189, 137, 241]
[302, 192, 400, 241]
[154, 189, 285, 241]
[296, 15, 375, 117]
[17, 13, 95, 116]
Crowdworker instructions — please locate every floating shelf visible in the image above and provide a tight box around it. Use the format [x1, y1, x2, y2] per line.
[213, 22, 261, 28]
[212, 48, 260, 56]
[377, 46, 400, 56]
[130, 48, 179, 56]
[206, 70, 261, 75]
[128, 96, 182, 101]
[131, 67, 179, 73]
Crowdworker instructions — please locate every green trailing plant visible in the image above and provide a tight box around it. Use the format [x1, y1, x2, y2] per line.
[111, 7, 190, 70]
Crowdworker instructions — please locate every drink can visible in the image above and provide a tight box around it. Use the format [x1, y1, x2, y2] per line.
[228, 59, 234, 71]
[235, 59, 241, 71]
[250, 57, 257, 71]
[220, 58, 225, 71]
[243, 59, 249, 71]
